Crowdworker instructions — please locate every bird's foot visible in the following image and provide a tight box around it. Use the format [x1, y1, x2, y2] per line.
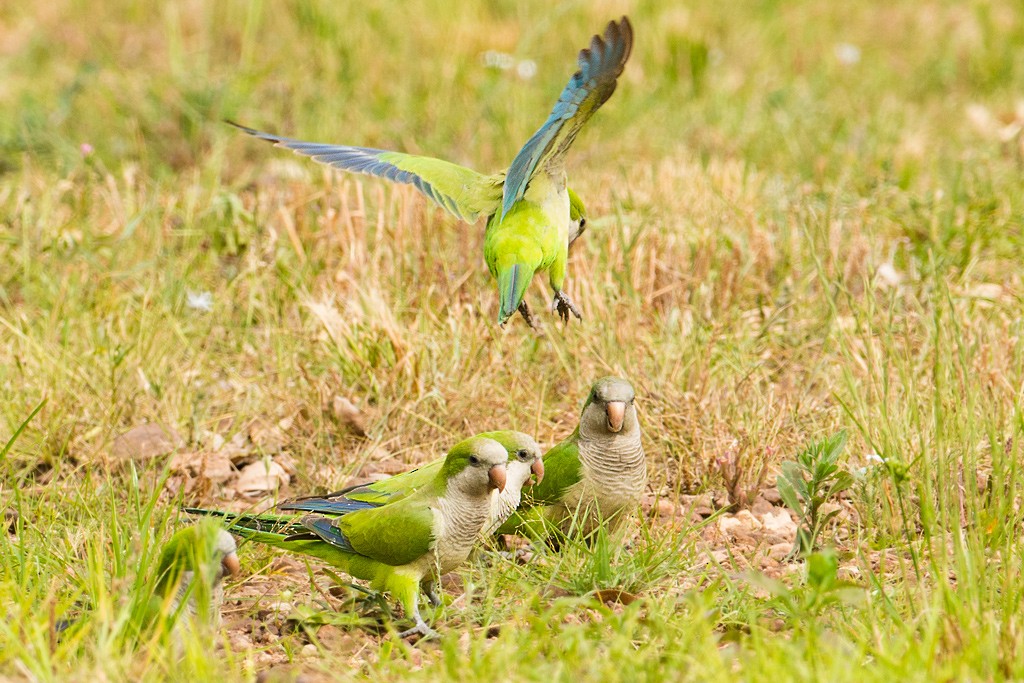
[397, 618, 439, 641]
[552, 291, 582, 323]
[517, 301, 539, 330]
[425, 583, 443, 608]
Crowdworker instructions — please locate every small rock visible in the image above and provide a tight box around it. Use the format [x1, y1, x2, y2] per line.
[730, 529, 757, 547]
[228, 631, 255, 651]
[750, 495, 775, 516]
[768, 542, 794, 561]
[733, 510, 763, 531]
[680, 493, 712, 508]
[761, 488, 782, 504]
[332, 396, 368, 437]
[838, 564, 861, 581]
[657, 499, 681, 518]
[717, 516, 744, 537]
[237, 458, 290, 496]
[761, 509, 797, 540]
[642, 496, 681, 519]
[111, 423, 183, 461]
[202, 452, 235, 483]
[818, 502, 843, 518]
[315, 625, 359, 654]
[640, 494, 657, 515]
[169, 451, 234, 483]
[300, 644, 317, 658]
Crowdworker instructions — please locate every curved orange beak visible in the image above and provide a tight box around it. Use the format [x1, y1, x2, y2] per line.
[488, 464, 507, 493]
[530, 459, 545, 486]
[221, 552, 241, 577]
[606, 401, 626, 433]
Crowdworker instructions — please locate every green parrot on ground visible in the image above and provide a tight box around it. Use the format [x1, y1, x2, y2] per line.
[140, 520, 240, 637]
[186, 436, 509, 638]
[497, 377, 646, 539]
[278, 431, 544, 536]
[228, 17, 633, 328]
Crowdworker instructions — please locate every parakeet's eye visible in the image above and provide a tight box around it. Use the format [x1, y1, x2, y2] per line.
[579, 218, 587, 229]
[469, 455, 480, 465]
[516, 449, 529, 460]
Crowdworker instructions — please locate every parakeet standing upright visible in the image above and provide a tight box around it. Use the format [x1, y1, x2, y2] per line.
[227, 17, 633, 328]
[186, 436, 509, 638]
[278, 430, 543, 536]
[142, 520, 240, 636]
[497, 377, 646, 539]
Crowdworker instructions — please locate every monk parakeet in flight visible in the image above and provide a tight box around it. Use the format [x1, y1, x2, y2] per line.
[228, 17, 633, 328]
[497, 377, 646, 539]
[141, 520, 240, 636]
[279, 430, 544, 536]
[186, 436, 508, 638]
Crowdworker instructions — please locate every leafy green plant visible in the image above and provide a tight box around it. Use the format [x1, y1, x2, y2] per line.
[777, 431, 854, 554]
[747, 549, 863, 623]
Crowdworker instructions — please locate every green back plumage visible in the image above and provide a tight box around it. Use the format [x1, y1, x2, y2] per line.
[334, 430, 532, 507]
[526, 431, 584, 506]
[335, 497, 435, 566]
[493, 431, 583, 537]
[485, 200, 565, 321]
[187, 497, 437, 571]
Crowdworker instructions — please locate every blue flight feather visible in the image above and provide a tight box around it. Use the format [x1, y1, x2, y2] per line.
[302, 516, 357, 553]
[501, 17, 633, 220]
[277, 498, 377, 515]
[226, 122, 469, 221]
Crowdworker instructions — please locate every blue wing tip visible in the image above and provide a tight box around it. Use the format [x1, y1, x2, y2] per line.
[578, 16, 634, 77]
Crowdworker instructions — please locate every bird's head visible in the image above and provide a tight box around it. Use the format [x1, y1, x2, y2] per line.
[580, 376, 638, 436]
[212, 527, 241, 579]
[154, 520, 240, 601]
[568, 188, 587, 245]
[440, 436, 509, 497]
[481, 430, 545, 489]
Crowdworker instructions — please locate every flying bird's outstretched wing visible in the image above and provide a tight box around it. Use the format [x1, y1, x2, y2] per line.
[229, 122, 503, 223]
[501, 17, 633, 219]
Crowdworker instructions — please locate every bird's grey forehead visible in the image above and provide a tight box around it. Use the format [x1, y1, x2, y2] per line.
[214, 529, 237, 557]
[590, 377, 635, 403]
[509, 433, 542, 457]
[477, 439, 509, 465]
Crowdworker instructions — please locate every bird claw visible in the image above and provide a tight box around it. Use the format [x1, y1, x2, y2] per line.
[425, 583, 443, 608]
[517, 301, 539, 330]
[552, 291, 582, 323]
[397, 619, 439, 641]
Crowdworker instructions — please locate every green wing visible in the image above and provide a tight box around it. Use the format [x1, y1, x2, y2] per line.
[229, 122, 503, 223]
[333, 495, 436, 566]
[495, 431, 583, 537]
[501, 18, 633, 219]
[525, 432, 583, 506]
[281, 430, 529, 511]
[185, 504, 435, 568]
[338, 462, 441, 505]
